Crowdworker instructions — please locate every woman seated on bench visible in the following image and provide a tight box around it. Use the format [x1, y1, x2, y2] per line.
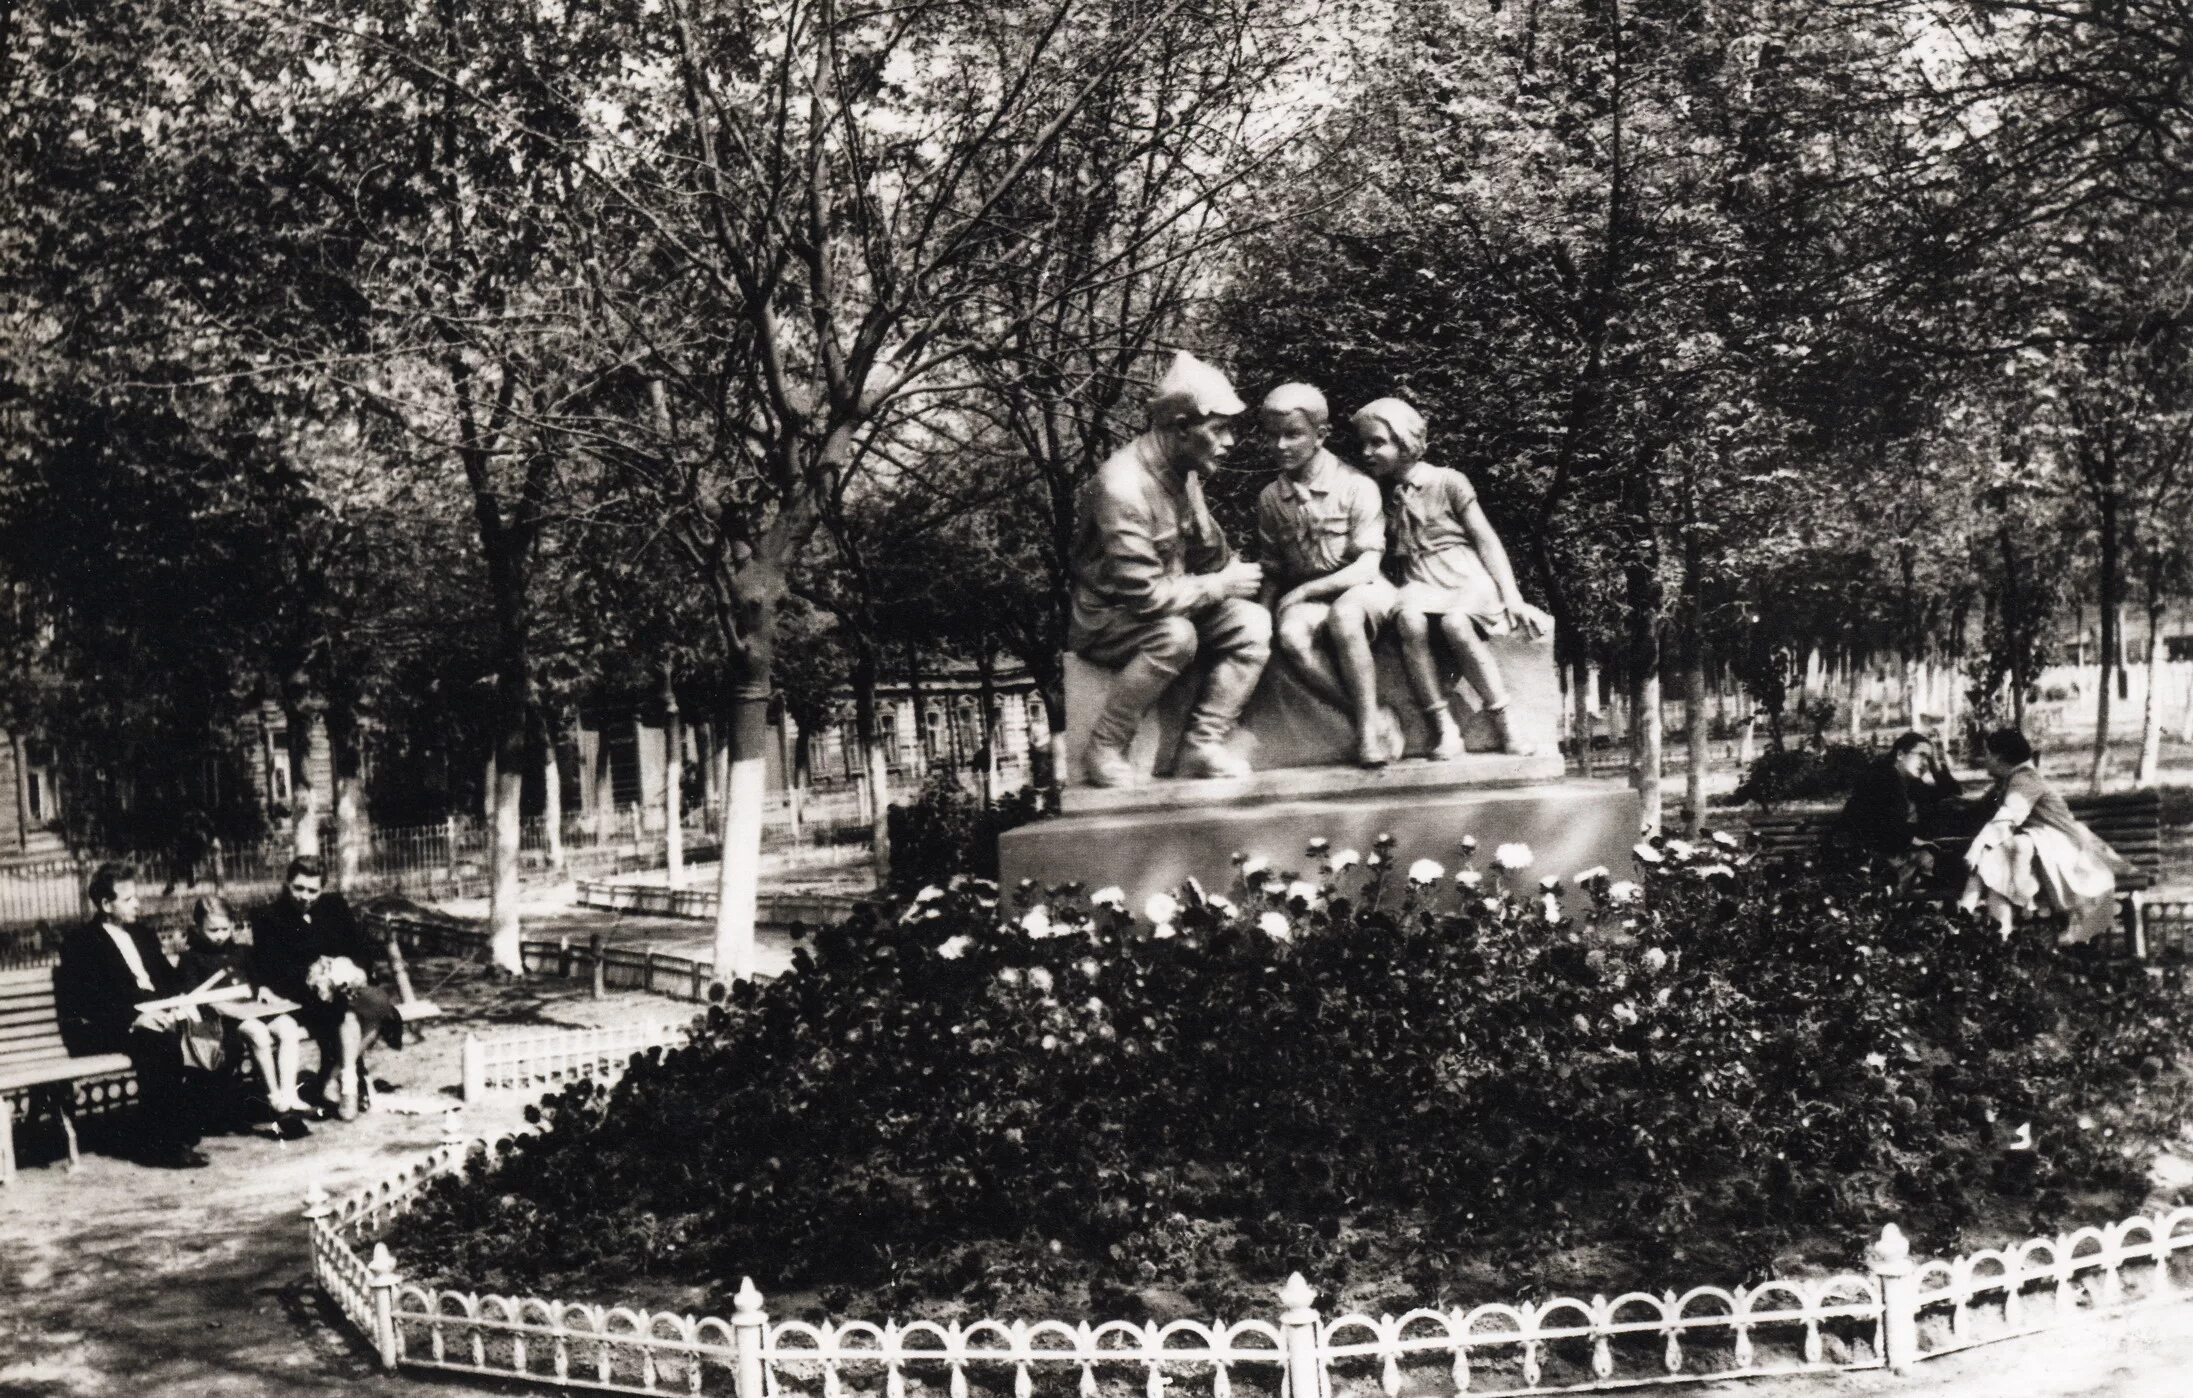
[1961, 728, 2122, 942]
[176, 896, 312, 1139]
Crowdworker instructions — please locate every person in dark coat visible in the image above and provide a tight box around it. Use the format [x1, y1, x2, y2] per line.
[249, 856, 393, 1120]
[53, 862, 208, 1168]
[1834, 730, 1966, 888]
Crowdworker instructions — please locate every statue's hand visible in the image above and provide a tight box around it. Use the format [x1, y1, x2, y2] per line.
[1213, 559, 1263, 601]
[1507, 600, 1553, 638]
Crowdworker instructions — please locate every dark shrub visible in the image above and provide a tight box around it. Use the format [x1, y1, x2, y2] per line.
[1731, 743, 1877, 810]
[388, 835, 2193, 1317]
[884, 773, 1047, 897]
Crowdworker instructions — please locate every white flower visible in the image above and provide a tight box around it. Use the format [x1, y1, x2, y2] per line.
[1241, 853, 1270, 877]
[1077, 957, 1101, 979]
[937, 935, 974, 960]
[1632, 842, 1665, 865]
[1090, 886, 1126, 911]
[1306, 837, 1331, 856]
[915, 885, 946, 903]
[1458, 835, 1479, 853]
[1020, 905, 1054, 937]
[1711, 830, 1742, 848]
[1285, 880, 1321, 906]
[1085, 997, 1106, 1015]
[1145, 892, 1180, 925]
[1456, 869, 1483, 890]
[1481, 897, 1503, 915]
[1694, 862, 1736, 880]
[1607, 880, 1640, 903]
[1639, 947, 1669, 974]
[1408, 858, 1445, 885]
[1538, 875, 1563, 893]
[1493, 842, 1534, 871]
[1573, 866, 1610, 884]
[996, 967, 1023, 986]
[1152, 923, 1177, 939]
[1258, 910, 1292, 941]
[1666, 838, 1696, 861]
[1863, 1051, 1887, 1070]
[1041, 1034, 1060, 1051]
[1330, 848, 1361, 871]
[1541, 892, 1561, 923]
[1206, 894, 1237, 917]
[1610, 1001, 1639, 1026]
[1028, 968, 1055, 993]
[1261, 874, 1287, 895]
[1571, 1013, 1592, 1033]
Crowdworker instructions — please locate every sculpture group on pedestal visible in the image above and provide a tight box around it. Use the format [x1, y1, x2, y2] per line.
[1067, 352, 1557, 789]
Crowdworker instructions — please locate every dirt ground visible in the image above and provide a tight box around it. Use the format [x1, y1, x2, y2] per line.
[5, 956, 2193, 1398]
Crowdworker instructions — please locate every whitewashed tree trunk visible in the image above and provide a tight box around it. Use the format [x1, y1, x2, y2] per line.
[712, 703, 769, 980]
[1737, 710, 1755, 769]
[488, 758, 523, 973]
[663, 696, 684, 890]
[864, 730, 892, 887]
[1638, 672, 1665, 834]
[1847, 664, 1865, 744]
[1905, 656, 1923, 729]
[290, 715, 321, 859]
[541, 733, 564, 873]
[2138, 620, 2165, 786]
[1684, 658, 1707, 837]
[332, 766, 362, 890]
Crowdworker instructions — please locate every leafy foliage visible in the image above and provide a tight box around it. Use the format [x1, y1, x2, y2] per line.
[1729, 745, 1880, 811]
[388, 838, 2193, 1317]
[883, 777, 1049, 899]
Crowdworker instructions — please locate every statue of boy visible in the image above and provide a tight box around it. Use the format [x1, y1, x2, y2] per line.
[1253, 383, 1404, 768]
[1068, 352, 1271, 787]
[1353, 396, 1553, 756]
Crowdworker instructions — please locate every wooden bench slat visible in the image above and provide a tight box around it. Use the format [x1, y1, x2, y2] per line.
[0, 1053, 133, 1093]
[0, 1023, 65, 1046]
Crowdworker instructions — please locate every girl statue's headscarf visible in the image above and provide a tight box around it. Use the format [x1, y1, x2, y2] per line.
[1352, 397, 1427, 463]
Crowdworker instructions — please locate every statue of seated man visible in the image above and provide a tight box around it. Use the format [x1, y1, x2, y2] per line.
[1353, 395, 1553, 756]
[1069, 353, 1271, 788]
[1253, 383, 1404, 769]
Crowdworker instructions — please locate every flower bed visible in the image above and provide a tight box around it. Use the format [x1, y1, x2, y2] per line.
[379, 833, 2193, 1335]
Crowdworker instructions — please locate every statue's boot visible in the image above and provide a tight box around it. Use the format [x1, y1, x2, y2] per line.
[1078, 651, 1182, 787]
[1486, 704, 1533, 755]
[1176, 607, 1268, 780]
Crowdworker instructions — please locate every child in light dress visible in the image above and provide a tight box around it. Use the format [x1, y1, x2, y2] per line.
[1351, 396, 1551, 757]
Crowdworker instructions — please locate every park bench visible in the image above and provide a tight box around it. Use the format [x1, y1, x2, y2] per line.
[1732, 787, 2164, 956]
[0, 965, 135, 1185]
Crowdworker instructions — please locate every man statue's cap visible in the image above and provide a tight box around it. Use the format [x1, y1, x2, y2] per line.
[1149, 352, 1246, 426]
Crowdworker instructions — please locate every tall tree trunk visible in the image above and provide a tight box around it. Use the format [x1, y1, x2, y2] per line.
[328, 706, 364, 892]
[1683, 656, 1706, 837]
[487, 663, 527, 974]
[854, 647, 892, 888]
[539, 708, 564, 874]
[975, 646, 999, 804]
[660, 664, 683, 888]
[287, 702, 321, 859]
[1846, 659, 1864, 744]
[1571, 657, 1594, 777]
[713, 695, 769, 980]
[2138, 582, 2165, 787]
[2090, 485, 2120, 792]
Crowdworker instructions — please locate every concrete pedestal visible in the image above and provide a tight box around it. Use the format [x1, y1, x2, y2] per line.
[1001, 777, 1641, 909]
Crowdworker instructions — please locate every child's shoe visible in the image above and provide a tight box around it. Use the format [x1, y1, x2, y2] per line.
[1426, 702, 1465, 760]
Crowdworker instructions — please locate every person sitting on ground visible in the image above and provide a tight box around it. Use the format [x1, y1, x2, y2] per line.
[176, 895, 312, 1138]
[250, 856, 395, 1120]
[1959, 728, 2122, 942]
[1352, 396, 1552, 757]
[1833, 730, 1966, 889]
[53, 862, 209, 1169]
[1254, 383, 1403, 768]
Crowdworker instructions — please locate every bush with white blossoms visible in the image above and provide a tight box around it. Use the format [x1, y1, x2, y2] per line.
[390, 826, 2193, 1329]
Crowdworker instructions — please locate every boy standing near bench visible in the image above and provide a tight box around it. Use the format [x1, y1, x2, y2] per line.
[1254, 383, 1403, 767]
[54, 862, 209, 1168]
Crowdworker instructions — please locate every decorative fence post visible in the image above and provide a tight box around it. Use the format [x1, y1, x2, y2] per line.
[733, 1277, 768, 1398]
[461, 1033, 486, 1104]
[367, 1241, 402, 1371]
[1278, 1273, 1326, 1398]
[1869, 1223, 1919, 1375]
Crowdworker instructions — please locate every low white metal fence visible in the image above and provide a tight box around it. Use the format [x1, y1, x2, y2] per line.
[304, 1024, 2193, 1398]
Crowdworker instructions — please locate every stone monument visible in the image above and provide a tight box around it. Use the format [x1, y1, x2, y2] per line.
[999, 367, 1640, 903]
